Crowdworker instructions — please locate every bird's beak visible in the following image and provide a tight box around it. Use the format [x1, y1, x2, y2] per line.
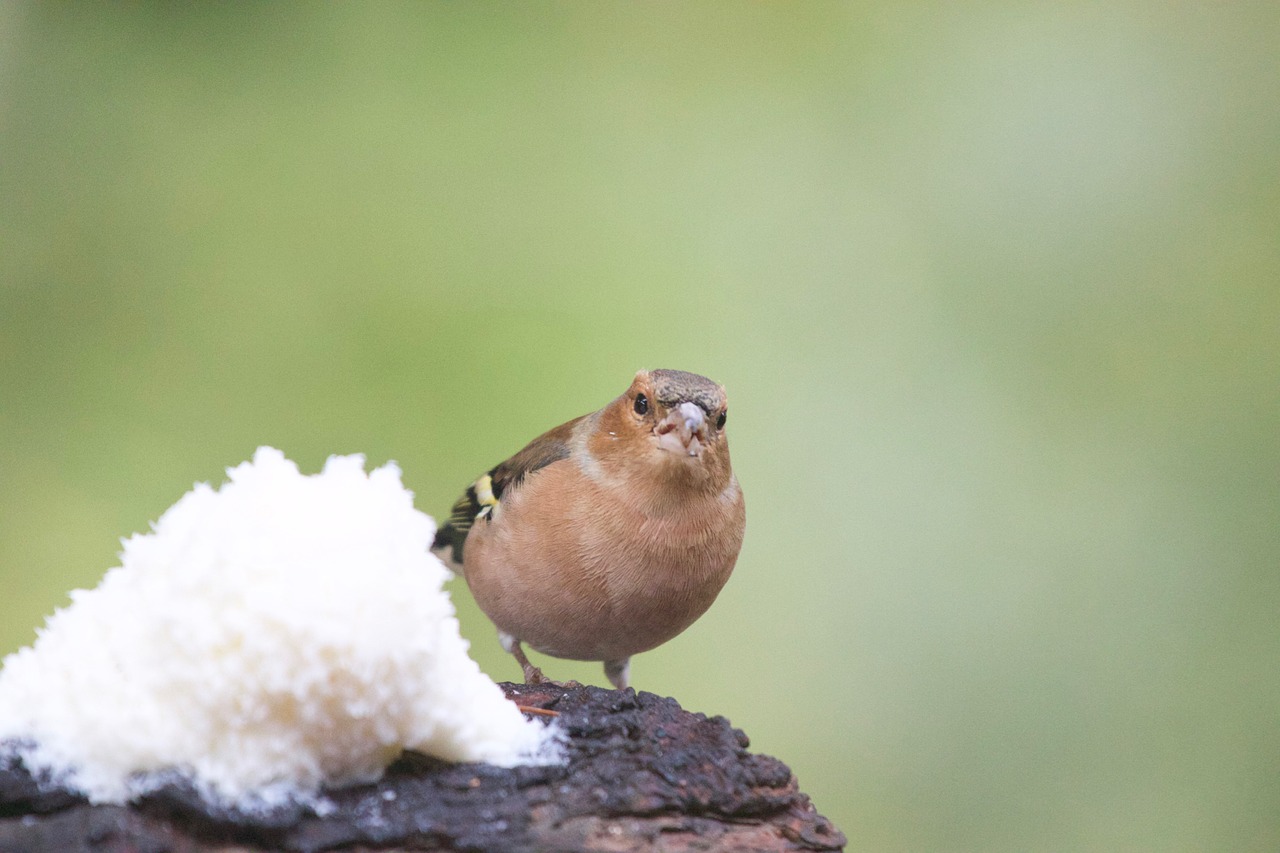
[655, 402, 708, 457]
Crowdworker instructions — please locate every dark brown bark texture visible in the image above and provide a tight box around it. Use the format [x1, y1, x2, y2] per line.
[0, 683, 845, 852]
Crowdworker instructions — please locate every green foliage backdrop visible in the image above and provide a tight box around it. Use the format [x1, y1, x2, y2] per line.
[2, 4, 1277, 849]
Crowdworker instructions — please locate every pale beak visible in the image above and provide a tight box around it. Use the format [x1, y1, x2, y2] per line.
[655, 402, 708, 457]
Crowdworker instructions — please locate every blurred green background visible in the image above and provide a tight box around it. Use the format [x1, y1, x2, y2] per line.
[2, 3, 1278, 849]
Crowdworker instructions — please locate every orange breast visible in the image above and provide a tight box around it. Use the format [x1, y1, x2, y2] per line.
[461, 460, 745, 662]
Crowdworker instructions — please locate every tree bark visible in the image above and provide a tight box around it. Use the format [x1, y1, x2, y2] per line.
[0, 682, 845, 852]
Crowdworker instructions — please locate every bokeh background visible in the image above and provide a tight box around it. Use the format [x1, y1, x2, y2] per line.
[2, 4, 1278, 849]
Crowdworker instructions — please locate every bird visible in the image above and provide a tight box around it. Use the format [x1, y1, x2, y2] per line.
[431, 369, 745, 690]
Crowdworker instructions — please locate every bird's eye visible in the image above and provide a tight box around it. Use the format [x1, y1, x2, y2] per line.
[716, 410, 727, 429]
[634, 394, 649, 415]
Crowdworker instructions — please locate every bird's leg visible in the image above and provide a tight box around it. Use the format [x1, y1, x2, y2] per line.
[604, 657, 631, 690]
[511, 643, 548, 685]
[499, 631, 547, 684]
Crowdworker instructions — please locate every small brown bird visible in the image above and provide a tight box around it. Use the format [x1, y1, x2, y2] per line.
[432, 369, 745, 690]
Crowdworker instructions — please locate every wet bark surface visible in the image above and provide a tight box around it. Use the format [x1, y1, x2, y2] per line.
[0, 682, 845, 852]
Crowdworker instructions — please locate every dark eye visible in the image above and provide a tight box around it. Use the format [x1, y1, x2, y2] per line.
[716, 410, 727, 429]
[634, 393, 649, 415]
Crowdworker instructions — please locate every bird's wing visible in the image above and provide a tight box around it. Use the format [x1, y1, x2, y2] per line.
[431, 415, 584, 568]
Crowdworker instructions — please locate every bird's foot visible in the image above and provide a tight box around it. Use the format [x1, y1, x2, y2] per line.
[505, 635, 585, 688]
[520, 664, 582, 688]
[508, 638, 564, 686]
[521, 661, 549, 684]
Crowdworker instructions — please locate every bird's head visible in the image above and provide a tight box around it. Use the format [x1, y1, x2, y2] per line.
[591, 369, 733, 493]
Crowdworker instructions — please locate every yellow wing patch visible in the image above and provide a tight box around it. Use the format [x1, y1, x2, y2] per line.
[474, 474, 497, 508]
